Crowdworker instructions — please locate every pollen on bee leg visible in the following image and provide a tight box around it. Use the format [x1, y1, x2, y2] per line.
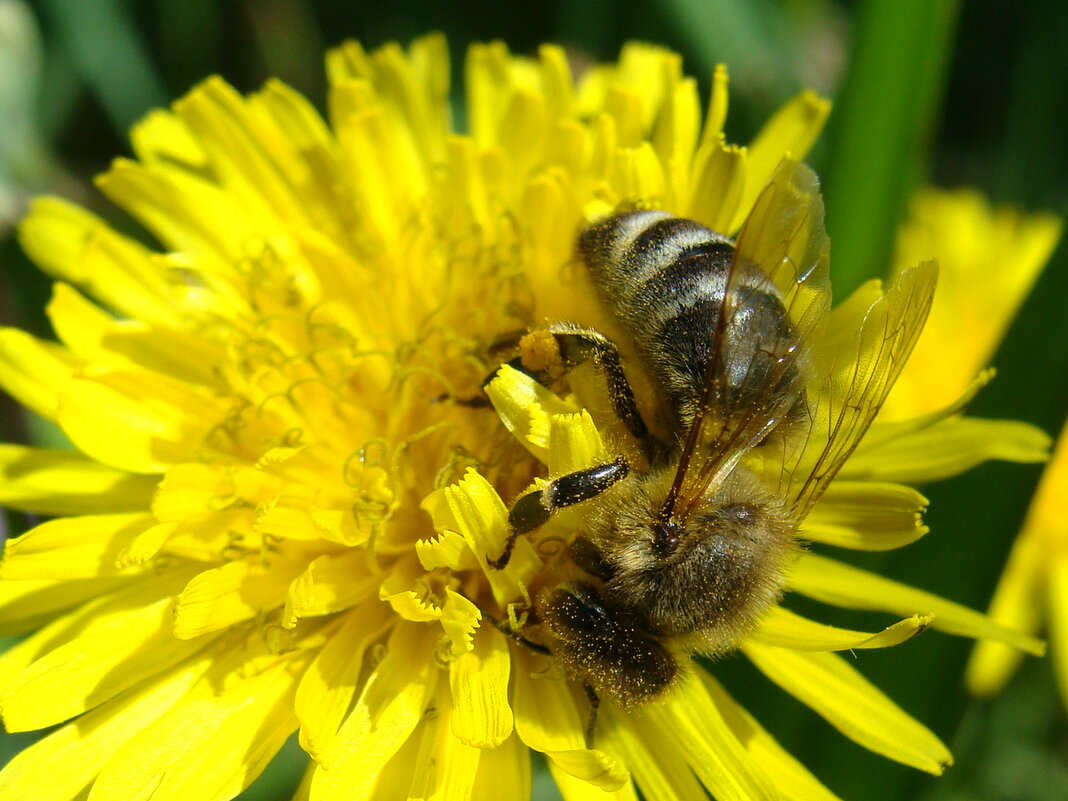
[519, 330, 563, 374]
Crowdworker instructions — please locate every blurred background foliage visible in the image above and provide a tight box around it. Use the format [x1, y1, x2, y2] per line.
[0, 1, 1066, 799]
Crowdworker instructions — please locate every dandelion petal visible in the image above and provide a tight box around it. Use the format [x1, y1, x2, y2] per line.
[965, 529, 1045, 696]
[845, 416, 1051, 483]
[638, 671, 778, 801]
[449, 624, 514, 748]
[549, 761, 639, 801]
[0, 652, 212, 801]
[312, 624, 437, 799]
[790, 552, 1045, 655]
[511, 649, 628, 791]
[404, 687, 482, 801]
[600, 704, 707, 801]
[699, 673, 843, 801]
[87, 646, 307, 801]
[744, 643, 952, 774]
[753, 606, 933, 651]
[469, 733, 531, 801]
[2, 569, 207, 731]
[0, 328, 78, 420]
[0, 513, 157, 579]
[0, 445, 158, 515]
[803, 481, 928, 551]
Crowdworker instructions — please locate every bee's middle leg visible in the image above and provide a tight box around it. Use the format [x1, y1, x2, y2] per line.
[488, 456, 630, 569]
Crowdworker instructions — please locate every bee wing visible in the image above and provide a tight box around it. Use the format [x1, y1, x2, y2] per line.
[735, 158, 832, 341]
[779, 260, 938, 516]
[665, 159, 831, 519]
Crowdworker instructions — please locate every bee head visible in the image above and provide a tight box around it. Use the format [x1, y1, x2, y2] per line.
[535, 581, 679, 708]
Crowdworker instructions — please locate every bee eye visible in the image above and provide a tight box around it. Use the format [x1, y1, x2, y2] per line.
[548, 583, 613, 635]
[652, 521, 681, 556]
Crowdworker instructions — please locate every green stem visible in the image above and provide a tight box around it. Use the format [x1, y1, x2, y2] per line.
[823, 0, 961, 294]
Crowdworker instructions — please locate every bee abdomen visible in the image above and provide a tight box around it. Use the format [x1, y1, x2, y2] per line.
[579, 212, 734, 316]
[579, 210, 794, 423]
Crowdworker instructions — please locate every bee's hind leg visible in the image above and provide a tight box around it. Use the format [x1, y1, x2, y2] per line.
[468, 326, 658, 463]
[527, 325, 656, 462]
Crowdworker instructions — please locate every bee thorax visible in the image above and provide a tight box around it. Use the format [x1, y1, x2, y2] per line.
[594, 474, 795, 645]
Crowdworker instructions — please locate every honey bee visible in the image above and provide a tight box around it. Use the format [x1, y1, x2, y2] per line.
[488, 158, 936, 738]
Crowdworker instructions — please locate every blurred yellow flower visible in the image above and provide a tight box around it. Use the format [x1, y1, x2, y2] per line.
[857, 188, 1059, 490]
[967, 416, 1068, 701]
[0, 35, 1050, 801]
[884, 187, 1061, 418]
[874, 183, 1063, 717]
[857, 182, 1064, 717]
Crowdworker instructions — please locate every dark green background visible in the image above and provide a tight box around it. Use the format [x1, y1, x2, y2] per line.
[0, 1, 1066, 800]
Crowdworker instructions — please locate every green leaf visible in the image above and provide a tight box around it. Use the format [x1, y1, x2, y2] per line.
[823, 0, 961, 293]
[41, 0, 168, 137]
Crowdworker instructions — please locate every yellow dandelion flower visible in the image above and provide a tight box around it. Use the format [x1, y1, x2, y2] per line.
[875, 187, 1062, 704]
[883, 186, 1062, 418]
[0, 35, 1049, 801]
[909, 193, 1068, 702]
[965, 414, 1068, 703]
[847, 187, 1059, 495]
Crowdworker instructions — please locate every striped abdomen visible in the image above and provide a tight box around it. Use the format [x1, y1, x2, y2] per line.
[578, 210, 797, 432]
